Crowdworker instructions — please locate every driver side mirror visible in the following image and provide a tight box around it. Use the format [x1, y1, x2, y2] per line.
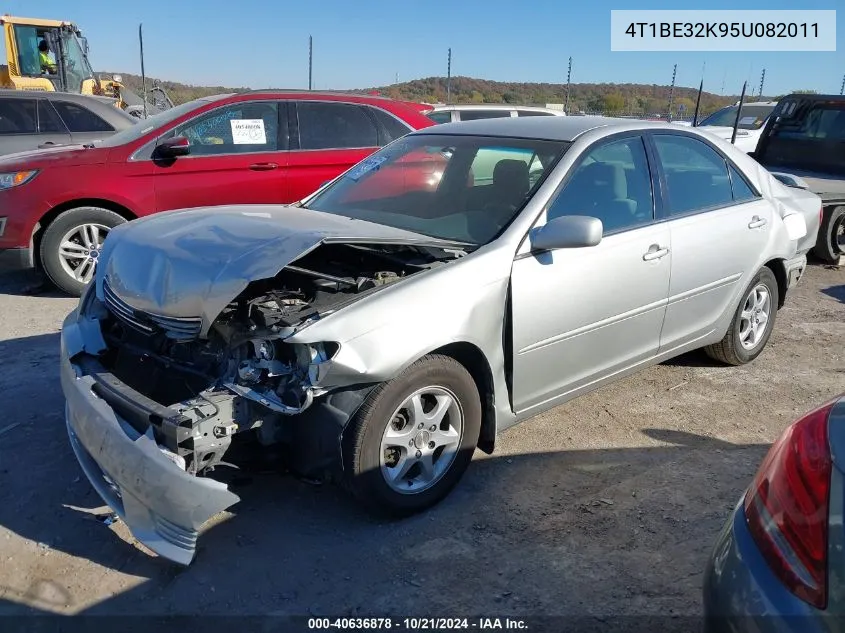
[156, 135, 191, 158]
[529, 215, 603, 251]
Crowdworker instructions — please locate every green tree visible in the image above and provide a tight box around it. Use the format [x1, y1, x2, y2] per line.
[602, 93, 625, 113]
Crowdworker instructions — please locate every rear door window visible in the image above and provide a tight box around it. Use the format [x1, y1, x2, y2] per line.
[652, 134, 734, 215]
[52, 101, 114, 133]
[37, 100, 66, 133]
[0, 98, 37, 134]
[297, 102, 379, 150]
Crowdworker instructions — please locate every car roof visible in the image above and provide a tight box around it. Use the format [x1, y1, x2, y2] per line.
[411, 115, 681, 142]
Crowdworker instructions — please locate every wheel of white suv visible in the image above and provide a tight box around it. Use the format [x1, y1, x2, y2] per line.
[39, 206, 127, 297]
[342, 354, 481, 516]
[704, 267, 779, 366]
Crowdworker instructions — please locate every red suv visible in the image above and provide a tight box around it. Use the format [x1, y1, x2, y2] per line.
[0, 91, 434, 295]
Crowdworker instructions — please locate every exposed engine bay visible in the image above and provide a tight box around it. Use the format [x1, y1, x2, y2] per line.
[93, 242, 464, 476]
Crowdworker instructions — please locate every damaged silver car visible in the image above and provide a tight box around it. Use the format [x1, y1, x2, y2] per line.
[61, 117, 820, 564]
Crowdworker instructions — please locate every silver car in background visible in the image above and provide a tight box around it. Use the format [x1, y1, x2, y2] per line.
[60, 116, 820, 564]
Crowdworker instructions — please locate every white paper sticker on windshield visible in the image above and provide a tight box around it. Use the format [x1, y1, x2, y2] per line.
[230, 119, 267, 145]
[739, 116, 757, 125]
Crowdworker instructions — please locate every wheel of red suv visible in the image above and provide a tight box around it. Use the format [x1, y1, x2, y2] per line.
[813, 205, 845, 264]
[39, 206, 127, 297]
[704, 267, 779, 366]
[342, 354, 481, 516]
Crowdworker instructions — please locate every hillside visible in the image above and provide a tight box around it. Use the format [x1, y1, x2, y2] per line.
[109, 72, 775, 116]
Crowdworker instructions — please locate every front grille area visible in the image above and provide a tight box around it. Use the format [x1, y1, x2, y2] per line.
[102, 280, 202, 342]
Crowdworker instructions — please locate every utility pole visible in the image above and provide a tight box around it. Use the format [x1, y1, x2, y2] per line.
[840, 73, 844, 95]
[138, 23, 147, 119]
[308, 36, 313, 90]
[395, 71, 399, 84]
[446, 48, 452, 104]
[720, 68, 727, 95]
[758, 69, 766, 98]
[667, 63, 677, 121]
[564, 56, 572, 114]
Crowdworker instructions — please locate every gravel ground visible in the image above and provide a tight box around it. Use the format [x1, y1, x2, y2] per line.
[0, 264, 842, 622]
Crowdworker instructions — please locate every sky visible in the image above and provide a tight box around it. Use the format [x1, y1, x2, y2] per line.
[3, 0, 843, 96]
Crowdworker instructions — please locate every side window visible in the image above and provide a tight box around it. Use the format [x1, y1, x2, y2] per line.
[517, 110, 555, 117]
[52, 101, 114, 133]
[0, 98, 37, 134]
[775, 106, 845, 141]
[426, 111, 452, 124]
[173, 101, 279, 156]
[367, 106, 412, 145]
[37, 100, 66, 133]
[297, 102, 378, 150]
[729, 164, 759, 202]
[547, 136, 654, 234]
[652, 135, 734, 216]
[459, 110, 512, 121]
[469, 146, 537, 186]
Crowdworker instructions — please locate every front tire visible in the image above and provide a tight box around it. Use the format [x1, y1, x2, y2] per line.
[813, 205, 844, 264]
[704, 267, 779, 366]
[342, 354, 481, 516]
[39, 206, 126, 296]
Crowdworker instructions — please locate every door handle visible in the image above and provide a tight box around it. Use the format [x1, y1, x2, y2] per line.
[748, 216, 767, 229]
[642, 245, 670, 261]
[249, 162, 278, 171]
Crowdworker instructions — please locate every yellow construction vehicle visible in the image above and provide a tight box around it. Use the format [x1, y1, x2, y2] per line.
[0, 14, 125, 107]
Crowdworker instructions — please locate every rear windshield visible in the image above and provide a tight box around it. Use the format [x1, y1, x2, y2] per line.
[699, 104, 775, 130]
[770, 102, 845, 141]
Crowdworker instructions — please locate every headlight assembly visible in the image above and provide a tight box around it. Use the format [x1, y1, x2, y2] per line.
[0, 170, 38, 190]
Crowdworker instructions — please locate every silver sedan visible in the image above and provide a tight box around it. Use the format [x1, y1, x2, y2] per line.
[60, 116, 821, 564]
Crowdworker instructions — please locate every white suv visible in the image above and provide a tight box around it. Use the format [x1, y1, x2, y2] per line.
[423, 104, 565, 124]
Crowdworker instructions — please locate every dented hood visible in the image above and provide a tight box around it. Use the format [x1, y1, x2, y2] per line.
[96, 205, 444, 331]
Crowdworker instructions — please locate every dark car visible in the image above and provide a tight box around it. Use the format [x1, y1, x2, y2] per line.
[0, 90, 434, 295]
[0, 90, 137, 155]
[704, 393, 845, 631]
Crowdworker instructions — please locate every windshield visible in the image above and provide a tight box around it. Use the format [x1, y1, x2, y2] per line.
[304, 134, 570, 245]
[94, 99, 212, 147]
[60, 31, 95, 93]
[699, 104, 775, 130]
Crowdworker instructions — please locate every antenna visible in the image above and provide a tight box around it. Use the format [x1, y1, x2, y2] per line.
[308, 36, 313, 91]
[667, 63, 677, 122]
[139, 24, 147, 119]
[446, 48, 452, 104]
[692, 77, 704, 127]
[731, 81, 747, 145]
[564, 56, 572, 114]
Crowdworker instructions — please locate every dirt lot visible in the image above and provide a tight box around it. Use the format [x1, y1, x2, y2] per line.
[0, 264, 843, 622]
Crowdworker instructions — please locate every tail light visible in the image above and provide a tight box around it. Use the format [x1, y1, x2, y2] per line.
[744, 399, 836, 609]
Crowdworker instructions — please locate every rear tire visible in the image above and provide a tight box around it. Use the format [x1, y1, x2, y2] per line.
[39, 206, 127, 297]
[342, 354, 481, 517]
[704, 267, 779, 366]
[813, 205, 845, 264]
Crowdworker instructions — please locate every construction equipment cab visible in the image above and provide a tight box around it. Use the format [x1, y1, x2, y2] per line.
[0, 14, 123, 106]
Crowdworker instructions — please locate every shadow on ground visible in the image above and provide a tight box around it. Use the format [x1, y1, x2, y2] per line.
[1, 357, 767, 619]
[821, 285, 845, 304]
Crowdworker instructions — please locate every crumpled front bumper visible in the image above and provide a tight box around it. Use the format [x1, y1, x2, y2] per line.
[60, 313, 240, 565]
